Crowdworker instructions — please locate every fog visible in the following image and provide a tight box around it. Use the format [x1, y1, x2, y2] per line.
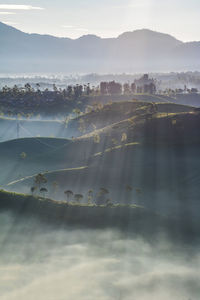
[0, 212, 200, 300]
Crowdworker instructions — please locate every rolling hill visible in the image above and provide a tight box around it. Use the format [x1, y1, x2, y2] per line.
[0, 101, 198, 187]
[4, 102, 200, 221]
[69, 101, 195, 136]
[1, 22, 200, 73]
[7, 141, 200, 221]
[0, 137, 74, 185]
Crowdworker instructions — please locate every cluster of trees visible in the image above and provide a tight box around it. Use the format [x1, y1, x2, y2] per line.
[0, 83, 95, 116]
[31, 175, 113, 206]
[31, 173, 48, 197]
[162, 87, 199, 95]
[0, 75, 157, 106]
[64, 187, 112, 206]
[0, 79, 155, 116]
[30, 174, 143, 206]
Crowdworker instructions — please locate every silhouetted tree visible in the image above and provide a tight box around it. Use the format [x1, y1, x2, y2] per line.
[64, 190, 73, 203]
[31, 186, 37, 196]
[35, 173, 47, 189]
[40, 187, 48, 198]
[87, 190, 93, 205]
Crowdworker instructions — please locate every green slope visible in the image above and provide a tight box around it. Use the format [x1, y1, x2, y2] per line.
[68, 100, 194, 136]
[0, 116, 71, 142]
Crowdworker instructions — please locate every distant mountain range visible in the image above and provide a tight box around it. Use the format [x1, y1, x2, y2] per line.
[0, 21, 200, 73]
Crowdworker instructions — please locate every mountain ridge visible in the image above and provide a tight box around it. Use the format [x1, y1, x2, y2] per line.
[0, 22, 199, 73]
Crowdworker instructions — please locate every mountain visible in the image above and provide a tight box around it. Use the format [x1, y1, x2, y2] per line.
[0, 22, 200, 73]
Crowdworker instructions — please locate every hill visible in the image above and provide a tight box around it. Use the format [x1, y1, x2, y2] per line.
[7, 110, 200, 221]
[0, 137, 74, 185]
[6, 139, 200, 222]
[69, 101, 195, 136]
[1, 102, 199, 186]
[0, 117, 72, 142]
[0, 22, 200, 73]
[0, 189, 198, 242]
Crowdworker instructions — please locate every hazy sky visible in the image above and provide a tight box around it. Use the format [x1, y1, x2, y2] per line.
[0, 0, 199, 41]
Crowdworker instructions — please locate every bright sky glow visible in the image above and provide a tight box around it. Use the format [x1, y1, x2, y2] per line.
[0, 0, 199, 41]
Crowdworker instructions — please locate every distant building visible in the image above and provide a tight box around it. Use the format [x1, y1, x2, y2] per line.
[100, 81, 122, 95]
[134, 74, 156, 94]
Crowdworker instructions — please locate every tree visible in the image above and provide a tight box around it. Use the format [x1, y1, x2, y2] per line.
[40, 187, 48, 198]
[67, 85, 73, 98]
[52, 181, 59, 196]
[53, 84, 58, 92]
[73, 108, 81, 118]
[24, 83, 32, 93]
[86, 83, 91, 95]
[64, 190, 73, 203]
[87, 190, 93, 205]
[30, 186, 37, 195]
[74, 194, 83, 204]
[34, 173, 47, 189]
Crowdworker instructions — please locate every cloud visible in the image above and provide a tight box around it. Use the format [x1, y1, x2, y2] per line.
[1, 212, 200, 300]
[0, 5, 44, 11]
[0, 12, 16, 15]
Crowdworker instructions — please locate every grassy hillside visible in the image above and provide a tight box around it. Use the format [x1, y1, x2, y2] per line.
[0, 116, 71, 142]
[2, 101, 200, 214]
[0, 189, 199, 242]
[0, 137, 74, 185]
[68, 101, 194, 136]
[7, 142, 200, 222]
[1, 103, 200, 187]
[86, 93, 200, 108]
[0, 189, 160, 229]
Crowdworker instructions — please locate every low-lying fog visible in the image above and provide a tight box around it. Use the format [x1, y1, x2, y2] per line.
[0, 212, 200, 300]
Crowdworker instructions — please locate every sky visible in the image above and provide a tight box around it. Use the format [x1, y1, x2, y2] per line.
[0, 0, 199, 41]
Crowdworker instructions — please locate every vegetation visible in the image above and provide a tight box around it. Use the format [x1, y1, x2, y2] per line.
[0, 74, 198, 117]
[1, 80, 200, 228]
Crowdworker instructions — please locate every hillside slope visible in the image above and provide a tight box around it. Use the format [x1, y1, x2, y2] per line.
[69, 101, 195, 136]
[0, 117, 71, 142]
[7, 142, 200, 221]
[0, 189, 198, 242]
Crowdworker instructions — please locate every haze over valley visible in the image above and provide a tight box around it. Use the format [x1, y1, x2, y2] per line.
[1, 1, 200, 299]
